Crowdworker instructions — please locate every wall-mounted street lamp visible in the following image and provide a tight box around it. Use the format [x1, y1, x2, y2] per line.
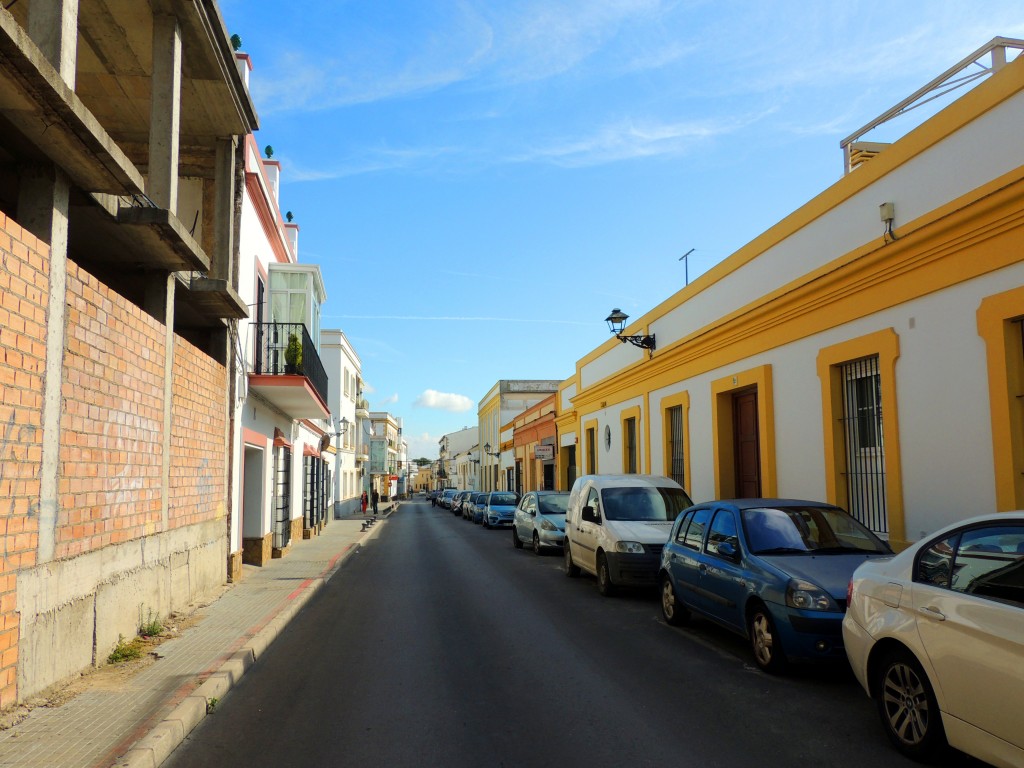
[605, 308, 655, 351]
[483, 443, 501, 457]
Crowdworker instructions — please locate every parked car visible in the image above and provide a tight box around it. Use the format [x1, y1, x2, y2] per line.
[468, 496, 485, 524]
[440, 488, 458, 509]
[564, 474, 693, 595]
[451, 490, 472, 516]
[843, 512, 1024, 767]
[513, 491, 570, 554]
[659, 499, 891, 673]
[482, 491, 519, 528]
[465, 492, 489, 521]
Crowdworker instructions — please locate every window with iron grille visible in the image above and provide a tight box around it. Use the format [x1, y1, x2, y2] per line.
[272, 446, 291, 550]
[304, 456, 314, 529]
[841, 356, 887, 535]
[625, 417, 637, 473]
[667, 405, 685, 488]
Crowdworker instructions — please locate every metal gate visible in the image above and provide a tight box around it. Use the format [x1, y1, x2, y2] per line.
[668, 405, 685, 489]
[841, 356, 887, 535]
[272, 445, 291, 550]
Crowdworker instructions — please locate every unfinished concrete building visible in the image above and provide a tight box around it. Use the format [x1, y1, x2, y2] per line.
[0, 1, 256, 705]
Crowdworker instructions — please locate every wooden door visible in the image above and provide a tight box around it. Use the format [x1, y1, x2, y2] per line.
[733, 390, 761, 498]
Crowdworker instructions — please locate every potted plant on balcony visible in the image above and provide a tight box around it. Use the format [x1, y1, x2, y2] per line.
[284, 333, 302, 374]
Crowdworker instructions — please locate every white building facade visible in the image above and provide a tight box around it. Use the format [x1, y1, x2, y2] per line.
[559, 40, 1024, 550]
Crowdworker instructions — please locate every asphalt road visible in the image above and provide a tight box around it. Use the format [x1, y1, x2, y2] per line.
[165, 500, 980, 768]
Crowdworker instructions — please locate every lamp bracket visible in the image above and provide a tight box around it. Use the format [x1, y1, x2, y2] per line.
[616, 333, 656, 351]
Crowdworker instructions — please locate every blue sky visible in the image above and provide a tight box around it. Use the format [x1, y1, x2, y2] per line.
[217, 1, 1023, 460]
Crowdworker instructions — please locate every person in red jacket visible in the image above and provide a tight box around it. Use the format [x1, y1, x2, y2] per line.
[360, 491, 368, 514]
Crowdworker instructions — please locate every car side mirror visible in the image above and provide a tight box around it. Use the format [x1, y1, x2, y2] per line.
[717, 541, 740, 562]
[581, 505, 599, 523]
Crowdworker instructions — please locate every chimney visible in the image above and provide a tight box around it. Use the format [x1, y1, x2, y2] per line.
[235, 52, 252, 91]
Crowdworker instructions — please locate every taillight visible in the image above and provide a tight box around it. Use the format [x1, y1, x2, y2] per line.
[846, 579, 854, 605]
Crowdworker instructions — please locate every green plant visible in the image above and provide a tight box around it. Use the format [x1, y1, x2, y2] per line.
[207, 697, 219, 713]
[139, 607, 163, 637]
[285, 333, 302, 369]
[108, 635, 144, 664]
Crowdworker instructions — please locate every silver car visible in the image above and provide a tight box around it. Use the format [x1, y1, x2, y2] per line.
[843, 512, 1024, 767]
[513, 491, 569, 554]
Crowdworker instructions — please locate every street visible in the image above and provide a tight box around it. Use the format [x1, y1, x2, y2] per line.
[165, 500, 980, 768]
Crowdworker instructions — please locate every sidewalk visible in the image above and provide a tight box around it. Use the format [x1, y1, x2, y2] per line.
[0, 505, 397, 768]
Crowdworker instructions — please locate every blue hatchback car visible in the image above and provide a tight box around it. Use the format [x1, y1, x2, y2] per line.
[659, 499, 892, 673]
[482, 491, 519, 529]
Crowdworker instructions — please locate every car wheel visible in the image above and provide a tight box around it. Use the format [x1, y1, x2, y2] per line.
[748, 605, 787, 674]
[564, 542, 580, 577]
[512, 526, 523, 549]
[660, 574, 689, 626]
[874, 648, 947, 761]
[596, 553, 616, 597]
[532, 532, 542, 555]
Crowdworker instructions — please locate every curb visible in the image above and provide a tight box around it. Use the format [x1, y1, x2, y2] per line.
[111, 513, 392, 768]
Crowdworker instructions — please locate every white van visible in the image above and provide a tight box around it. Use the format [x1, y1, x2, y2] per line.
[563, 474, 693, 596]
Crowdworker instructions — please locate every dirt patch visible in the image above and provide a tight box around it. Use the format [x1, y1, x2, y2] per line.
[0, 588, 226, 731]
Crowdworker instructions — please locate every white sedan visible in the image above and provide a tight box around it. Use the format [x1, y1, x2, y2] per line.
[843, 512, 1024, 767]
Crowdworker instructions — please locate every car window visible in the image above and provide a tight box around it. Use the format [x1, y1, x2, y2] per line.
[950, 526, 1024, 607]
[682, 508, 711, 550]
[600, 487, 688, 521]
[675, 510, 694, 543]
[706, 510, 739, 558]
[743, 505, 889, 554]
[491, 493, 517, 505]
[538, 495, 569, 515]
[586, 487, 600, 512]
[915, 534, 959, 588]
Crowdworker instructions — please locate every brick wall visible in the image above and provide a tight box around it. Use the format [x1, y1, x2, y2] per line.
[169, 339, 226, 527]
[57, 263, 166, 557]
[0, 214, 48, 709]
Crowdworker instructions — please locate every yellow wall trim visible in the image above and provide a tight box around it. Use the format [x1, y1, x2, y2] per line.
[977, 287, 1024, 511]
[620, 405, 641, 473]
[710, 365, 776, 498]
[816, 328, 906, 547]
[572, 55, 1024, 375]
[660, 391, 692, 490]
[572, 171, 1024, 414]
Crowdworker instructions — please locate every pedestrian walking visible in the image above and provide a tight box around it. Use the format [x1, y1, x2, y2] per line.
[360, 491, 367, 514]
[371, 488, 379, 515]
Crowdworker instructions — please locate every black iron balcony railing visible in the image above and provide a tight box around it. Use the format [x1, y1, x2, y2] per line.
[253, 322, 328, 405]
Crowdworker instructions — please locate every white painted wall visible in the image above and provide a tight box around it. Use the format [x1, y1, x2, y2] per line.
[586, 87, 1024, 394]
[642, 262, 1023, 537]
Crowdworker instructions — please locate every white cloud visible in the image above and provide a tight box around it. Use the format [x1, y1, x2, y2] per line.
[414, 390, 475, 412]
[377, 393, 400, 406]
[325, 313, 591, 326]
[247, 0, 682, 115]
[514, 113, 763, 167]
[283, 145, 458, 182]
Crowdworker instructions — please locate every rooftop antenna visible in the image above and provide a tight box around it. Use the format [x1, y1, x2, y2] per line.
[678, 248, 695, 286]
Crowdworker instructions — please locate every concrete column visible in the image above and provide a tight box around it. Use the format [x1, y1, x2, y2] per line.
[146, 272, 176, 531]
[18, 165, 71, 564]
[148, 15, 182, 213]
[212, 137, 237, 282]
[28, 0, 79, 88]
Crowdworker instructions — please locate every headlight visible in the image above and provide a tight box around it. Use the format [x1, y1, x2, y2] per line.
[616, 541, 645, 554]
[786, 579, 837, 611]
[540, 519, 558, 531]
